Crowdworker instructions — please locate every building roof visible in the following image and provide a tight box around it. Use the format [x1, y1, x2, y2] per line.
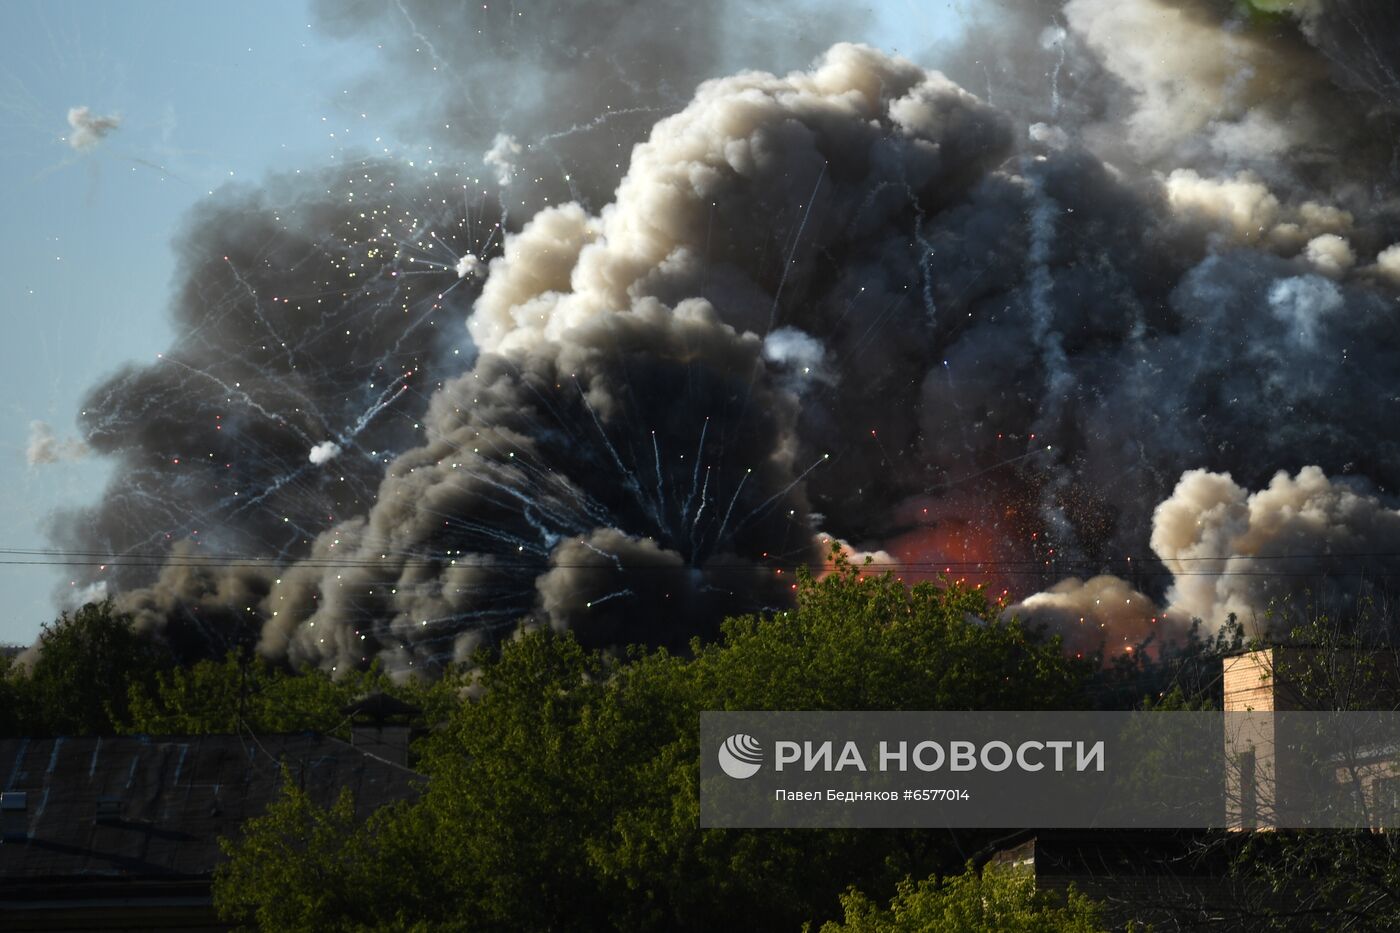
[0, 733, 421, 888]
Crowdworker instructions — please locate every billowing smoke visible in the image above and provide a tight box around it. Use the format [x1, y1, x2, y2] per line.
[48, 0, 1400, 671]
[1008, 465, 1400, 647]
[1151, 466, 1400, 630]
[454, 254, 484, 280]
[252, 44, 1014, 671]
[48, 162, 501, 655]
[26, 421, 90, 466]
[308, 442, 342, 466]
[1009, 576, 1161, 658]
[66, 106, 120, 151]
[311, 0, 870, 212]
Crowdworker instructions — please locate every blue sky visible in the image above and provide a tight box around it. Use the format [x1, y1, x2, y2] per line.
[0, 0, 963, 645]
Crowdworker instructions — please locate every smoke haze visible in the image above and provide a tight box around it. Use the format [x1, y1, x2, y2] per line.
[65, 105, 120, 151]
[48, 0, 1400, 672]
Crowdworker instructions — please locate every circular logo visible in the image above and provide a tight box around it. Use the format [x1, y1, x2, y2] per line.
[717, 733, 763, 779]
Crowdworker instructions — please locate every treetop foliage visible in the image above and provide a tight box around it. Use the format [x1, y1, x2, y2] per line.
[817, 863, 1108, 933]
[212, 551, 1099, 931]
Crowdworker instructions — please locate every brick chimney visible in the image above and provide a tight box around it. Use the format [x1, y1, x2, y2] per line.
[342, 692, 421, 768]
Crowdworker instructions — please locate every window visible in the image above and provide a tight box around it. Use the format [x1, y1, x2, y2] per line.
[1239, 750, 1257, 829]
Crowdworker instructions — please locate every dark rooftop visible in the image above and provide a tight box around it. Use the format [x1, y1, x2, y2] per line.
[0, 733, 421, 887]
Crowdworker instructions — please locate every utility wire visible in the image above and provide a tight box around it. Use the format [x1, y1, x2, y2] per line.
[12, 544, 1400, 564]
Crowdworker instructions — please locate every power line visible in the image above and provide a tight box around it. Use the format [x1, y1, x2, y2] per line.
[8, 547, 1400, 579]
[12, 544, 1400, 565]
[6, 563, 1400, 579]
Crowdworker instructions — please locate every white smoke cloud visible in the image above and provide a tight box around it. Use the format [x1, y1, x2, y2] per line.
[1009, 575, 1168, 657]
[26, 421, 90, 466]
[484, 133, 523, 187]
[308, 441, 342, 465]
[1028, 122, 1069, 150]
[1014, 465, 1400, 647]
[1164, 170, 1357, 262]
[1206, 109, 1294, 162]
[1152, 466, 1400, 631]
[470, 43, 1007, 361]
[1296, 201, 1353, 237]
[1303, 233, 1355, 277]
[1376, 243, 1400, 285]
[1063, 0, 1313, 158]
[455, 253, 485, 279]
[1165, 169, 1280, 243]
[66, 105, 120, 151]
[1269, 201, 1354, 253]
[1061, 0, 1378, 176]
[816, 534, 897, 570]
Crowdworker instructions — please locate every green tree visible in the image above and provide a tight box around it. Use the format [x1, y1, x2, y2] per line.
[6, 600, 169, 735]
[123, 650, 459, 739]
[695, 558, 1087, 711]
[214, 770, 439, 932]
[0, 652, 20, 736]
[585, 559, 1090, 929]
[216, 551, 1092, 931]
[818, 863, 1108, 933]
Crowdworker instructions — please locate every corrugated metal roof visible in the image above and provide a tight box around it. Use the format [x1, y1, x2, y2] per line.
[0, 734, 421, 884]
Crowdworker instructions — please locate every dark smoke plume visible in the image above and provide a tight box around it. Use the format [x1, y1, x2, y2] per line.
[311, 0, 871, 211]
[49, 0, 1400, 672]
[50, 163, 498, 655]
